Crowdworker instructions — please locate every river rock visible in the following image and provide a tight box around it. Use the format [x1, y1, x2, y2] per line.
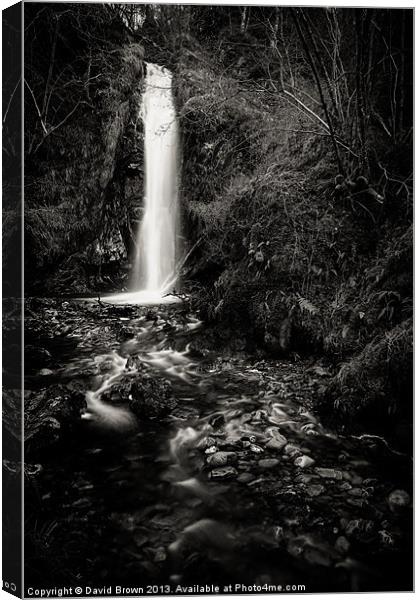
[294, 455, 315, 469]
[258, 458, 280, 469]
[196, 436, 216, 449]
[25, 384, 86, 453]
[115, 324, 137, 341]
[306, 483, 325, 497]
[209, 413, 225, 429]
[266, 435, 287, 451]
[130, 374, 176, 419]
[25, 345, 53, 369]
[347, 498, 365, 508]
[39, 368, 54, 376]
[387, 489, 411, 513]
[284, 444, 301, 458]
[335, 536, 350, 554]
[206, 451, 237, 467]
[315, 467, 343, 480]
[339, 482, 352, 491]
[237, 472, 255, 484]
[250, 444, 264, 454]
[303, 546, 332, 567]
[345, 518, 375, 542]
[348, 487, 365, 497]
[209, 466, 238, 480]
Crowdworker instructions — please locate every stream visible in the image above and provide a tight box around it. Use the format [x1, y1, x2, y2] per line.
[22, 298, 412, 593]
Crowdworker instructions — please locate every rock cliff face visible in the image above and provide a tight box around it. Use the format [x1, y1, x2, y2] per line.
[17, 5, 146, 295]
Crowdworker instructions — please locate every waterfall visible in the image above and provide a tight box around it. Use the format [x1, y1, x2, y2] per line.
[105, 63, 181, 305]
[132, 63, 179, 295]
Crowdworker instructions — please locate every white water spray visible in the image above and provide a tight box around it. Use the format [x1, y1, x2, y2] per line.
[133, 62, 179, 293]
[82, 352, 137, 432]
[105, 63, 180, 306]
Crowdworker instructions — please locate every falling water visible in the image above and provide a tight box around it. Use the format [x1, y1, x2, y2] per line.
[104, 63, 181, 306]
[132, 63, 179, 295]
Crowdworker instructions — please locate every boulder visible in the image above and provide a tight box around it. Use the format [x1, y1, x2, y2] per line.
[207, 451, 237, 468]
[25, 345, 53, 369]
[387, 489, 411, 513]
[130, 373, 176, 419]
[266, 434, 287, 451]
[295, 455, 315, 469]
[25, 384, 86, 454]
[209, 466, 238, 480]
[315, 467, 343, 480]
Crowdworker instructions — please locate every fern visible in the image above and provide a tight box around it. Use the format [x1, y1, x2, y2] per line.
[298, 296, 319, 315]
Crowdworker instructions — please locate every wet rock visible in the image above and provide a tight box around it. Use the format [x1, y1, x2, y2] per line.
[206, 451, 237, 468]
[335, 536, 350, 554]
[130, 374, 176, 419]
[258, 458, 280, 469]
[306, 484, 325, 497]
[339, 482, 352, 491]
[378, 529, 395, 546]
[237, 472, 255, 484]
[116, 324, 137, 341]
[209, 466, 238, 480]
[250, 444, 264, 454]
[209, 413, 225, 429]
[196, 436, 216, 450]
[266, 435, 287, 451]
[25, 345, 53, 369]
[345, 519, 375, 542]
[294, 455, 315, 469]
[304, 546, 332, 567]
[315, 467, 343, 480]
[39, 368, 54, 376]
[348, 488, 365, 497]
[284, 444, 301, 458]
[347, 498, 366, 508]
[387, 489, 411, 513]
[25, 384, 86, 453]
[295, 473, 313, 484]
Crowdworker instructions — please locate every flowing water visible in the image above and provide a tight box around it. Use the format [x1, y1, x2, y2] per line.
[24, 300, 412, 592]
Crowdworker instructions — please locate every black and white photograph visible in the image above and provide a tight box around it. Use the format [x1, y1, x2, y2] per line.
[2, 2, 414, 596]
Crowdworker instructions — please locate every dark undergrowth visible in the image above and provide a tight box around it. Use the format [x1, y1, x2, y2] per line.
[173, 12, 412, 435]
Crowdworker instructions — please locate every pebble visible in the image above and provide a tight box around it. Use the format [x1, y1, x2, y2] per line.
[207, 451, 237, 467]
[237, 472, 255, 484]
[209, 466, 238, 480]
[258, 458, 280, 469]
[346, 498, 365, 508]
[335, 536, 350, 554]
[315, 467, 343, 480]
[387, 489, 410, 513]
[266, 436, 287, 451]
[250, 444, 264, 454]
[197, 437, 216, 449]
[345, 518, 375, 541]
[339, 482, 352, 491]
[348, 487, 365, 497]
[304, 546, 332, 567]
[39, 368, 54, 376]
[294, 455, 315, 469]
[306, 484, 325, 497]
